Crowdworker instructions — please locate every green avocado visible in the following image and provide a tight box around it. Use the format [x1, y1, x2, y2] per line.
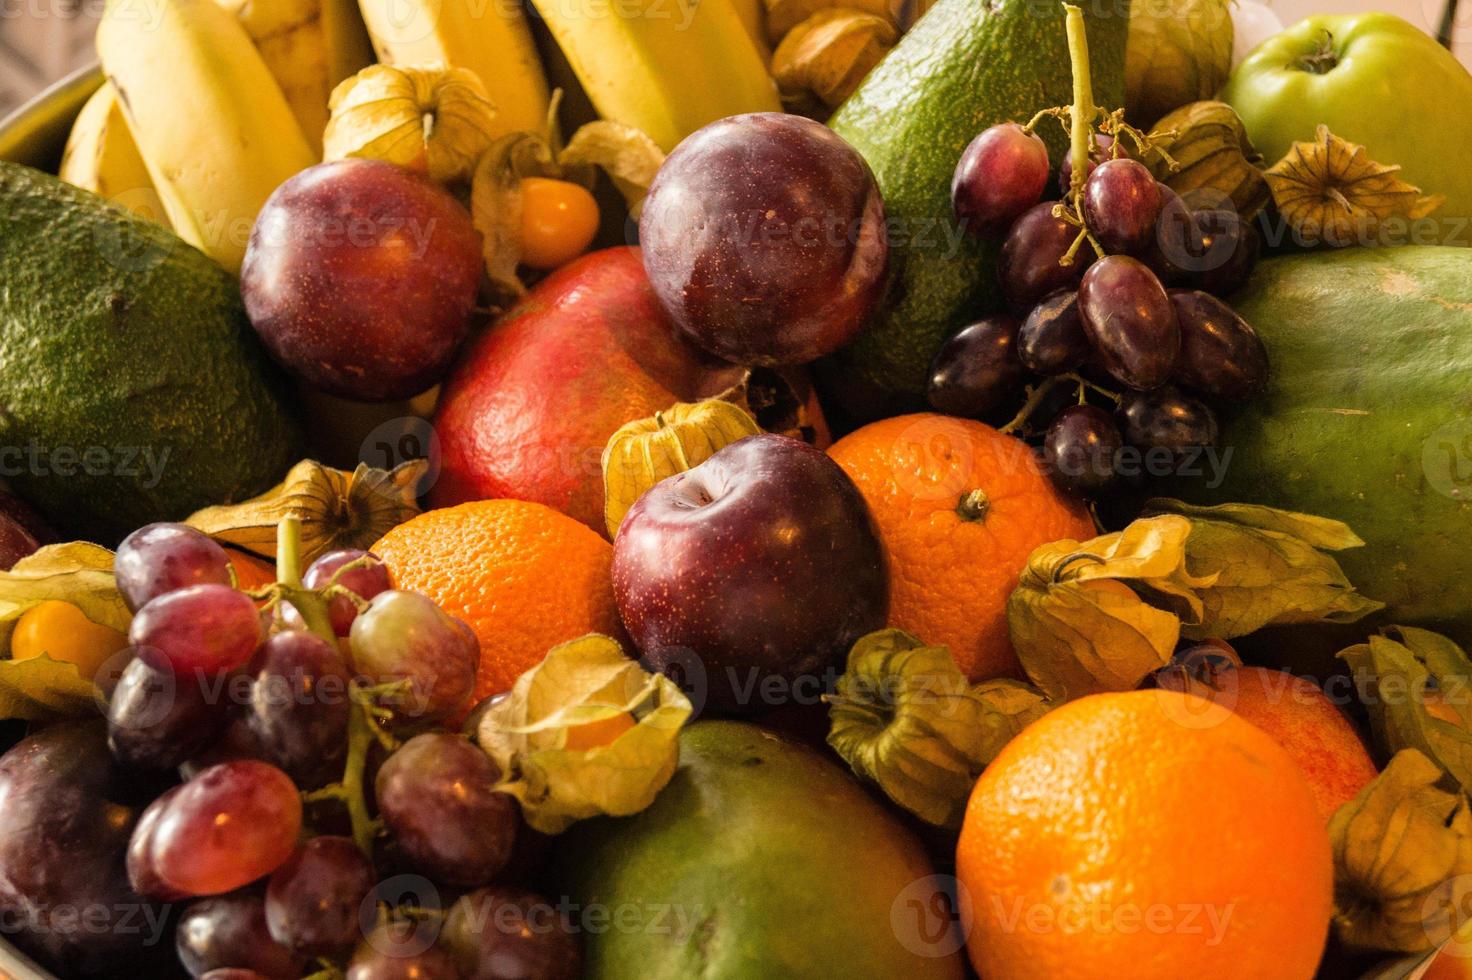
[0, 162, 303, 543]
[820, 0, 1129, 423]
[552, 720, 967, 980]
[1168, 246, 1472, 646]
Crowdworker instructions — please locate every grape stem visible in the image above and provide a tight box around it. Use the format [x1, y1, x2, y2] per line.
[274, 516, 338, 644]
[999, 371, 1119, 436]
[1063, 3, 1093, 206]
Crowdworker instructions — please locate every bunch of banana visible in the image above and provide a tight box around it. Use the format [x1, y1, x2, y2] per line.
[529, 0, 781, 153]
[356, 0, 549, 138]
[216, 0, 375, 155]
[58, 83, 169, 226]
[98, 0, 317, 272]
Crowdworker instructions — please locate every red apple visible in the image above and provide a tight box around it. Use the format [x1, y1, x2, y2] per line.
[612, 433, 888, 713]
[430, 247, 744, 530]
[241, 159, 482, 402]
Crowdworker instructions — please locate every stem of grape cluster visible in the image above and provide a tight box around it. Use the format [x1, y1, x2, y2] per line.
[275, 517, 337, 643]
[1063, 3, 1094, 205]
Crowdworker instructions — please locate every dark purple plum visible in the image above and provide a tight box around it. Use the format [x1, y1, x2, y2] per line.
[639, 113, 888, 367]
[241, 159, 482, 401]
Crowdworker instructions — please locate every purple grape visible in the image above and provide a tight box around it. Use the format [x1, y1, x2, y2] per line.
[925, 315, 1027, 418]
[115, 523, 232, 612]
[443, 887, 581, 980]
[1077, 255, 1180, 391]
[1168, 290, 1270, 400]
[129, 583, 263, 676]
[107, 655, 229, 769]
[348, 590, 478, 721]
[998, 202, 1086, 315]
[302, 549, 391, 636]
[265, 836, 375, 956]
[1057, 132, 1116, 195]
[951, 123, 1050, 237]
[1018, 290, 1089, 376]
[175, 891, 307, 980]
[375, 733, 519, 887]
[1082, 159, 1162, 254]
[346, 922, 460, 980]
[1118, 387, 1220, 451]
[247, 630, 352, 788]
[1139, 184, 1193, 286]
[1193, 213, 1261, 296]
[1043, 404, 1123, 497]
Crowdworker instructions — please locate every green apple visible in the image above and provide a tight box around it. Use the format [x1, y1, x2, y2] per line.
[1223, 13, 1472, 243]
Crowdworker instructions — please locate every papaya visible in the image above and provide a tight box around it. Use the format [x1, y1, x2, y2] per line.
[1169, 246, 1472, 646]
[552, 720, 966, 979]
[819, 0, 1129, 423]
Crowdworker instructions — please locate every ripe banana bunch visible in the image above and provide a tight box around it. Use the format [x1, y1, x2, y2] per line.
[529, 0, 781, 152]
[98, 0, 317, 272]
[356, 0, 550, 139]
[216, 0, 375, 155]
[58, 83, 170, 227]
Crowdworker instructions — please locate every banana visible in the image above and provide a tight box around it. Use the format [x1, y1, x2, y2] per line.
[356, 0, 550, 138]
[98, 0, 317, 272]
[217, 0, 374, 155]
[531, 0, 782, 152]
[58, 83, 171, 227]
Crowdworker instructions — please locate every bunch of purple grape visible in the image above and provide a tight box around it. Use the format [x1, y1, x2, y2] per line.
[932, 123, 1270, 498]
[0, 522, 579, 980]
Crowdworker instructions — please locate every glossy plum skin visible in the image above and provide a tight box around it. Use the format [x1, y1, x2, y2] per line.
[612, 434, 888, 713]
[241, 159, 482, 402]
[0, 723, 159, 975]
[640, 113, 889, 367]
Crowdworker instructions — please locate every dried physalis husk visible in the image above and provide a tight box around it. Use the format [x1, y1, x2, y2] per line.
[1146, 100, 1270, 219]
[1340, 627, 1472, 795]
[471, 112, 664, 302]
[1006, 516, 1211, 702]
[826, 629, 1049, 827]
[0, 543, 128, 720]
[324, 64, 498, 184]
[477, 634, 692, 833]
[763, 0, 900, 45]
[185, 459, 426, 566]
[602, 400, 762, 539]
[1331, 749, 1472, 953]
[772, 9, 898, 113]
[1264, 125, 1446, 247]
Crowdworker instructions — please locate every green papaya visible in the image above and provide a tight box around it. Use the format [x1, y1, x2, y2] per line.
[552, 720, 967, 979]
[819, 0, 1129, 422]
[1169, 246, 1472, 645]
[0, 163, 303, 542]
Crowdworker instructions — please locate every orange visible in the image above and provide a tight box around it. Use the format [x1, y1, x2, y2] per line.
[225, 548, 278, 591]
[828, 413, 1094, 681]
[1197, 665, 1379, 823]
[372, 499, 622, 703]
[956, 689, 1332, 980]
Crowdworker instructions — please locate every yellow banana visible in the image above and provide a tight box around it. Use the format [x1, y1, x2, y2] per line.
[59, 83, 170, 227]
[98, 0, 316, 272]
[728, 0, 772, 60]
[356, 0, 549, 138]
[217, 0, 374, 155]
[531, 0, 782, 152]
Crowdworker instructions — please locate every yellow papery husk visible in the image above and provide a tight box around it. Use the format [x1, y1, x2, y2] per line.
[324, 63, 498, 183]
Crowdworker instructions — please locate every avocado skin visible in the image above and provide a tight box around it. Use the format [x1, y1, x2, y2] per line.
[0, 162, 303, 543]
[1168, 246, 1472, 647]
[552, 720, 967, 980]
[819, 0, 1129, 424]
